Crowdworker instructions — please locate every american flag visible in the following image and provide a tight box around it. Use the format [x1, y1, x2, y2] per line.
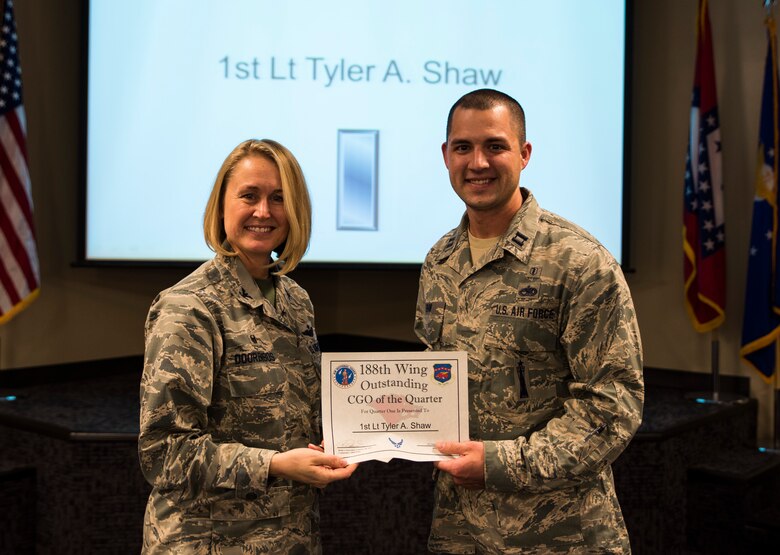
[740, 14, 780, 381]
[683, 0, 726, 332]
[0, 0, 39, 324]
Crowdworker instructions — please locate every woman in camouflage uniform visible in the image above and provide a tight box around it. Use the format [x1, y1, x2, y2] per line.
[139, 139, 356, 554]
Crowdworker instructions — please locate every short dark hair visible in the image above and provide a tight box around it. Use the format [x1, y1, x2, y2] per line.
[446, 88, 526, 143]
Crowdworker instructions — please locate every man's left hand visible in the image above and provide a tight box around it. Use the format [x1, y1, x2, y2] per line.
[434, 441, 485, 489]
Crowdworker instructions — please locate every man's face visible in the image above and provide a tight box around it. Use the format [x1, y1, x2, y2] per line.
[442, 105, 531, 217]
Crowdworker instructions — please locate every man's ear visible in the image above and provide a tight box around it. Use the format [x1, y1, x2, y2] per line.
[521, 141, 532, 169]
[441, 142, 449, 169]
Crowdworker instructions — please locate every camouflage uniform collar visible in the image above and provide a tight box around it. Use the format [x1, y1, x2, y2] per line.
[214, 254, 266, 308]
[499, 188, 539, 264]
[435, 188, 539, 266]
[214, 255, 292, 325]
[432, 212, 470, 263]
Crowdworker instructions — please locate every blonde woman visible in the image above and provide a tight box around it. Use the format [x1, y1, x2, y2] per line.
[139, 139, 355, 554]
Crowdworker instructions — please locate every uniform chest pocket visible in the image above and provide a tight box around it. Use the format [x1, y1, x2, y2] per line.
[227, 363, 287, 400]
[484, 301, 560, 351]
[484, 311, 564, 401]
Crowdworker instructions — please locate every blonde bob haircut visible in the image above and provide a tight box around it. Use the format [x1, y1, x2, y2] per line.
[203, 139, 312, 275]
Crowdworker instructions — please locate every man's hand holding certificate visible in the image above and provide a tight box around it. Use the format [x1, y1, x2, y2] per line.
[321, 352, 469, 463]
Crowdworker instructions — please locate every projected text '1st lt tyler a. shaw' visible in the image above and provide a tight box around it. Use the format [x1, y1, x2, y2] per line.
[219, 56, 503, 87]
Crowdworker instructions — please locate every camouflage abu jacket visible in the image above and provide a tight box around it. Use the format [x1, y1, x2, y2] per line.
[415, 189, 644, 554]
[139, 254, 322, 554]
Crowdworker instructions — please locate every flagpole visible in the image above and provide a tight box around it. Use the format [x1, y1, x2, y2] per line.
[768, 0, 778, 444]
[711, 330, 720, 402]
[763, 337, 780, 453]
[686, 330, 746, 404]
[0, 333, 16, 403]
[775, 338, 779, 449]
[775, 365, 779, 449]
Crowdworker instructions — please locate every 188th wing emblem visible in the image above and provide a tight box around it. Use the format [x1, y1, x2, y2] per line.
[433, 364, 452, 384]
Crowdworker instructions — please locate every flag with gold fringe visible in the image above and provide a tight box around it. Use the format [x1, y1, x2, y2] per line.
[683, 0, 726, 333]
[0, 0, 39, 325]
[741, 13, 780, 381]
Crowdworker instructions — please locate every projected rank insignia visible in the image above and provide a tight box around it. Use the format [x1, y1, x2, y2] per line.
[337, 129, 379, 231]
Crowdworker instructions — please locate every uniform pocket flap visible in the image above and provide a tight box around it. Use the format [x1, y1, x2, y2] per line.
[210, 487, 291, 521]
[485, 314, 559, 352]
[227, 363, 286, 397]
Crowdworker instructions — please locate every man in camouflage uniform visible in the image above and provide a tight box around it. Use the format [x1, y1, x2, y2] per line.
[415, 89, 643, 554]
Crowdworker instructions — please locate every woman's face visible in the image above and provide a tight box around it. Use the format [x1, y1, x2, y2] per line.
[222, 155, 289, 277]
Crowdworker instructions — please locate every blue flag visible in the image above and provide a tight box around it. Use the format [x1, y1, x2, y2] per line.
[740, 17, 780, 381]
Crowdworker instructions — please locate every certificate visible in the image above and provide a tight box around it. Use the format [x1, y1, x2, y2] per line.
[321, 351, 469, 463]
